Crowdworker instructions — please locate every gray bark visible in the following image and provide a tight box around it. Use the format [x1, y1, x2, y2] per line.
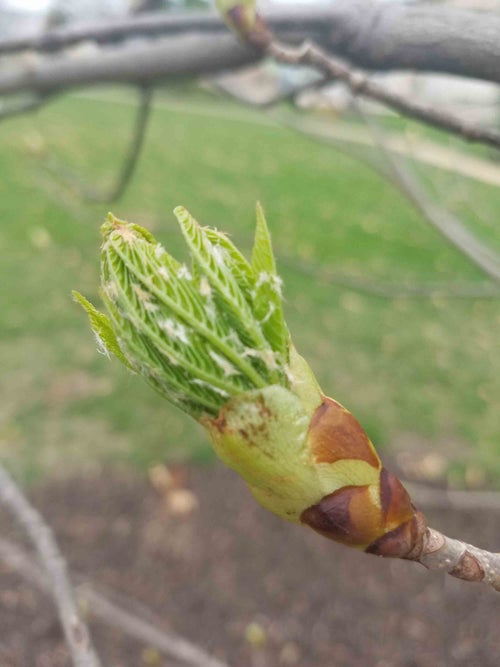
[0, 34, 257, 97]
[1, 2, 500, 83]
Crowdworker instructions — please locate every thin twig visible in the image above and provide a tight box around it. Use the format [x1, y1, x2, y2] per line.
[278, 113, 500, 291]
[44, 86, 154, 203]
[274, 109, 500, 292]
[211, 71, 327, 109]
[0, 537, 230, 667]
[358, 105, 500, 282]
[266, 40, 500, 151]
[0, 465, 101, 667]
[1, 4, 500, 86]
[417, 528, 500, 591]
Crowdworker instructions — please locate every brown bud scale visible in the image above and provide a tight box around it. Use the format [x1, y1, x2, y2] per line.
[308, 397, 379, 468]
[302, 396, 428, 557]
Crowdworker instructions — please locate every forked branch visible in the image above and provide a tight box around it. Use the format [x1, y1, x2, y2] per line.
[45, 86, 153, 203]
[0, 536, 229, 667]
[266, 40, 500, 151]
[220, 2, 500, 150]
[0, 465, 101, 667]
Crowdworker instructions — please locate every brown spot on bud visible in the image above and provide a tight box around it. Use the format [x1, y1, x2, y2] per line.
[204, 410, 227, 434]
[301, 485, 382, 547]
[366, 511, 427, 560]
[379, 467, 415, 529]
[307, 397, 380, 468]
[449, 551, 485, 582]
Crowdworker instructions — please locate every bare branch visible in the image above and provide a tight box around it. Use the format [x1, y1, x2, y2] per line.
[0, 465, 101, 667]
[0, 34, 258, 97]
[45, 86, 153, 203]
[0, 537, 230, 667]
[262, 105, 500, 297]
[358, 106, 500, 282]
[1, 4, 500, 85]
[267, 40, 500, 151]
[418, 528, 500, 591]
[1, 3, 499, 144]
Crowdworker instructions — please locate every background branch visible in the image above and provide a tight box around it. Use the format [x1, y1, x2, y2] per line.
[0, 465, 101, 667]
[212, 85, 500, 299]
[45, 86, 153, 203]
[266, 40, 500, 150]
[0, 537, 229, 667]
[358, 106, 500, 282]
[0, 3, 499, 151]
[0, 34, 258, 98]
[1, 3, 500, 84]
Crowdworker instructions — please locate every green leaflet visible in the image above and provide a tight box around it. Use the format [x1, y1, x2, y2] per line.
[251, 203, 289, 359]
[72, 290, 132, 369]
[76, 206, 291, 419]
[174, 206, 267, 349]
[204, 226, 254, 297]
[101, 219, 261, 401]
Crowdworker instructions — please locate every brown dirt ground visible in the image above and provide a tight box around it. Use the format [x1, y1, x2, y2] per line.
[0, 464, 499, 667]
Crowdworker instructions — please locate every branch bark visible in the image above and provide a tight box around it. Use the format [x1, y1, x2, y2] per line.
[267, 40, 500, 150]
[0, 537, 230, 667]
[0, 34, 258, 98]
[418, 528, 500, 590]
[0, 3, 499, 135]
[2, 3, 500, 84]
[0, 465, 101, 667]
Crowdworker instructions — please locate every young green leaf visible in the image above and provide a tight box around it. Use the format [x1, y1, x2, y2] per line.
[72, 290, 132, 368]
[76, 205, 291, 419]
[250, 203, 289, 359]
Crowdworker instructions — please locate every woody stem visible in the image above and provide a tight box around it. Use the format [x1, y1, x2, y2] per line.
[417, 527, 500, 592]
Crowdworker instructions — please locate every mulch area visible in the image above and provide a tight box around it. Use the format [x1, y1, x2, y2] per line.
[0, 463, 499, 667]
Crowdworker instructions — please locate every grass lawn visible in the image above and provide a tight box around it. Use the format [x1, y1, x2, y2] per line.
[2, 85, 500, 485]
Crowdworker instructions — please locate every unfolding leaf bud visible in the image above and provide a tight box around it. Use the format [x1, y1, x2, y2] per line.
[76, 205, 427, 561]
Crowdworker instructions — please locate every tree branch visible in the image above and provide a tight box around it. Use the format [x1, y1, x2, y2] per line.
[418, 528, 500, 590]
[0, 537, 230, 667]
[358, 105, 500, 281]
[1, 4, 499, 143]
[266, 40, 500, 150]
[2, 4, 500, 84]
[0, 465, 101, 667]
[0, 34, 259, 98]
[45, 86, 153, 203]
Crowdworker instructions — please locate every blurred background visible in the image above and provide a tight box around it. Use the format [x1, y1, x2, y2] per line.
[1, 1, 500, 665]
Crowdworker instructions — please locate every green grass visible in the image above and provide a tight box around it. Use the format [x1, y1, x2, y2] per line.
[2, 85, 500, 485]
